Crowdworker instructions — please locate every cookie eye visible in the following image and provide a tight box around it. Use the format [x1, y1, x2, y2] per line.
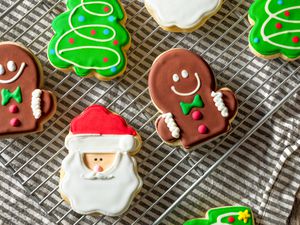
[7, 61, 16, 72]
[172, 74, 179, 82]
[94, 158, 97, 161]
[181, 70, 189, 78]
[0, 64, 5, 75]
[99, 158, 103, 161]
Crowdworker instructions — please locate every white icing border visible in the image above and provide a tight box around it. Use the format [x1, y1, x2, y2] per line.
[31, 89, 42, 119]
[161, 113, 180, 138]
[211, 91, 229, 118]
[65, 134, 136, 153]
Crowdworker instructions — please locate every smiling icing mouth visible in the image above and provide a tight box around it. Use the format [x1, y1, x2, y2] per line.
[171, 72, 201, 96]
[0, 62, 26, 84]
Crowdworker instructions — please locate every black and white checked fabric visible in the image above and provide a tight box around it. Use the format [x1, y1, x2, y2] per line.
[0, 0, 299, 224]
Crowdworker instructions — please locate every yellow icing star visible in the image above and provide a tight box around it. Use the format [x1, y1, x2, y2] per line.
[238, 210, 251, 223]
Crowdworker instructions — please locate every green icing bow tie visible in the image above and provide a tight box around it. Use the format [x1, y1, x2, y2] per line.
[180, 94, 204, 115]
[1, 86, 22, 106]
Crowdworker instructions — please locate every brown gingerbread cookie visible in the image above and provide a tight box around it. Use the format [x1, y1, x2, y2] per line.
[148, 49, 238, 150]
[0, 42, 56, 138]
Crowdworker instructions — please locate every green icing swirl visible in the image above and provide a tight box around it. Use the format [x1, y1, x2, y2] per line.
[184, 206, 254, 225]
[48, 0, 130, 77]
[249, 0, 300, 59]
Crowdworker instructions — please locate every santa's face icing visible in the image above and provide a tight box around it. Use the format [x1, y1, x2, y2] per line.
[83, 153, 116, 172]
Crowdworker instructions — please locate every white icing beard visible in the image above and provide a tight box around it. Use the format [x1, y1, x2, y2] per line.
[145, 0, 222, 29]
[60, 152, 142, 216]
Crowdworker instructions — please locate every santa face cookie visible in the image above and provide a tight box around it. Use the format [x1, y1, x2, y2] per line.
[249, 0, 300, 60]
[148, 49, 238, 150]
[48, 0, 130, 80]
[60, 105, 142, 216]
[145, 0, 223, 32]
[0, 42, 56, 138]
[184, 206, 255, 225]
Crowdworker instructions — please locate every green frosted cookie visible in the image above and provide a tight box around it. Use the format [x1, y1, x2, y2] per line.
[48, 0, 131, 80]
[248, 0, 300, 60]
[184, 206, 255, 225]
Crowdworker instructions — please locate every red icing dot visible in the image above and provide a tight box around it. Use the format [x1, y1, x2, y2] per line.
[9, 104, 19, 113]
[91, 30, 97, 35]
[104, 6, 110, 12]
[292, 36, 299, 43]
[192, 111, 202, 120]
[69, 38, 75, 44]
[103, 57, 109, 62]
[284, 11, 290, 16]
[198, 124, 208, 134]
[228, 216, 235, 223]
[10, 118, 21, 127]
[113, 40, 119, 45]
[275, 23, 282, 29]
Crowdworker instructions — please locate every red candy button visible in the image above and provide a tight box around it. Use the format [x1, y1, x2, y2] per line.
[9, 104, 19, 113]
[275, 23, 282, 29]
[10, 118, 21, 127]
[284, 11, 290, 17]
[292, 36, 299, 43]
[198, 124, 208, 134]
[192, 111, 202, 120]
[228, 216, 235, 223]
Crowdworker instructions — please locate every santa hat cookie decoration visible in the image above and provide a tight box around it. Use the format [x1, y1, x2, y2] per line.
[65, 105, 139, 154]
[60, 105, 142, 216]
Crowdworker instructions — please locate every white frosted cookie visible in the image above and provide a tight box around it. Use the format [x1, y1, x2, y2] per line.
[145, 0, 223, 32]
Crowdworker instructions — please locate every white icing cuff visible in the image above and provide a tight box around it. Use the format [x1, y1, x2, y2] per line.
[31, 89, 42, 119]
[211, 91, 229, 118]
[161, 113, 180, 139]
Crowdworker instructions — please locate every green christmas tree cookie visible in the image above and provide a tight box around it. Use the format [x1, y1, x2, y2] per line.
[48, 0, 131, 80]
[248, 0, 300, 60]
[184, 206, 255, 225]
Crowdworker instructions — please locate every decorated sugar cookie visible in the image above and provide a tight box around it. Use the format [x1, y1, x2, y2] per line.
[48, 0, 130, 80]
[145, 0, 223, 32]
[184, 206, 255, 225]
[249, 0, 300, 60]
[0, 42, 56, 138]
[60, 105, 142, 216]
[148, 49, 238, 150]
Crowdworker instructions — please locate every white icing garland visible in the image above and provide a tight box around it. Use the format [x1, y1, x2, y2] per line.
[211, 91, 229, 118]
[55, 0, 121, 70]
[31, 89, 42, 119]
[161, 113, 180, 138]
[261, 0, 300, 50]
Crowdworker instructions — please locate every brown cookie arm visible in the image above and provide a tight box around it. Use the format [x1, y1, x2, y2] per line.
[156, 113, 180, 143]
[31, 89, 55, 120]
[219, 89, 238, 120]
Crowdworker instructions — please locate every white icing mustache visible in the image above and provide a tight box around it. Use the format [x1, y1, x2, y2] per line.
[81, 171, 114, 180]
[0, 62, 26, 84]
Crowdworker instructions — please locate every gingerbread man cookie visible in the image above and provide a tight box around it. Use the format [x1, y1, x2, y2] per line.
[60, 105, 142, 216]
[0, 42, 56, 138]
[145, 0, 223, 32]
[184, 206, 255, 225]
[48, 0, 130, 80]
[148, 49, 238, 150]
[249, 0, 300, 60]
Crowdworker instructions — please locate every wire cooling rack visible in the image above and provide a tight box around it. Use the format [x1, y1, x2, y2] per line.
[0, 0, 299, 224]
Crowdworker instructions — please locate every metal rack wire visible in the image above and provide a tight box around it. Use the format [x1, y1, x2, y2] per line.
[0, 0, 299, 224]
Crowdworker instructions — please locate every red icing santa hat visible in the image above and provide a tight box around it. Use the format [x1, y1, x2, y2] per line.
[65, 105, 139, 153]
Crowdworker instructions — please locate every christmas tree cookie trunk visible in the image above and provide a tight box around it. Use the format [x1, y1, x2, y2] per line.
[48, 0, 131, 80]
[184, 206, 255, 225]
[248, 0, 300, 61]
